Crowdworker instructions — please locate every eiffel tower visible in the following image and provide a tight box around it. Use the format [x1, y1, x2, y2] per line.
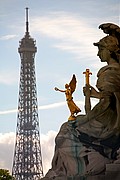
[12, 8, 44, 179]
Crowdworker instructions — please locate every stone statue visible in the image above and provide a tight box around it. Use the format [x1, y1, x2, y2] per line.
[42, 23, 120, 180]
[55, 74, 81, 120]
[77, 33, 120, 139]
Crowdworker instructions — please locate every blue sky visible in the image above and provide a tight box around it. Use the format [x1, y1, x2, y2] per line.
[0, 0, 120, 174]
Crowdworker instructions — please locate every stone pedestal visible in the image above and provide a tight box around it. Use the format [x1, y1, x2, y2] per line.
[87, 164, 120, 180]
[42, 164, 120, 180]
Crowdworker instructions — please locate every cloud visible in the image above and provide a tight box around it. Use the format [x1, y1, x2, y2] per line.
[38, 102, 66, 110]
[0, 132, 15, 172]
[0, 35, 18, 40]
[0, 99, 98, 115]
[0, 100, 84, 115]
[31, 12, 103, 59]
[41, 130, 57, 175]
[0, 102, 66, 115]
[0, 131, 57, 175]
[0, 109, 17, 115]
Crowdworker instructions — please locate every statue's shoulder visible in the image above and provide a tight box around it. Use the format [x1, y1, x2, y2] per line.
[97, 64, 120, 77]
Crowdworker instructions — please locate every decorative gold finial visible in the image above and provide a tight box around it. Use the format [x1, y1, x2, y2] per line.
[83, 69, 92, 85]
[83, 69, 92, 114]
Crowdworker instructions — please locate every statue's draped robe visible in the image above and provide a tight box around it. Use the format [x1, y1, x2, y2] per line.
[65, 88, 80, 116]
[77, 63, 120, 139]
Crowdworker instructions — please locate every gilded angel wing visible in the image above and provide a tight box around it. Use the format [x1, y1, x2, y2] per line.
[69, 74, 77, 94]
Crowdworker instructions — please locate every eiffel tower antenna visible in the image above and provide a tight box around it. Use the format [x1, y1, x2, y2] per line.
[26, 7, 29, 33]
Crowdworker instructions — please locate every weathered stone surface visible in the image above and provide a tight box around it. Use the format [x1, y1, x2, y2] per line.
[42, 121, 113, 179]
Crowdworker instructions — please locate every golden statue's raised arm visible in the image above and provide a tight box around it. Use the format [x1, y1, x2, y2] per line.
[54, 87, 65, 93]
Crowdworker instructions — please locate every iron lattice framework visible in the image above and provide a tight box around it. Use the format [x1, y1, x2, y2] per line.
[12, 8, 44, 179]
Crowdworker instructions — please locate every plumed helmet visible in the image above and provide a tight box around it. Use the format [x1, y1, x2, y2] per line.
[94, 35, 119, 52]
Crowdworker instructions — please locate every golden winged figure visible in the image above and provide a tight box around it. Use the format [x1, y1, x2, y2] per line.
[55, 74, 81, 120]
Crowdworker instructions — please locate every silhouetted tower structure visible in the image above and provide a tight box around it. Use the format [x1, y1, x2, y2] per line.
[12, 8, 44, 179]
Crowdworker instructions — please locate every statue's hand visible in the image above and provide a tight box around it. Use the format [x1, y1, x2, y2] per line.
[55, 87, 59, 91]
[90, 86, 100, 98]
[83, 85, 91, 97]
[83, 85, 99, 98]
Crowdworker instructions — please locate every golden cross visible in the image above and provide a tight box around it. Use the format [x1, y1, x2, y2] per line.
[83, 69, 92, 85]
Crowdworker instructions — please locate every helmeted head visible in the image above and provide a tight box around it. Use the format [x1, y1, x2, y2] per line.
[94, 35, 119, 52]
[94, 35, 120, 62]
[65, 84, 69, 89]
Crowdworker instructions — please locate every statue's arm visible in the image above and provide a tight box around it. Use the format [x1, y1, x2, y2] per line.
[90, 86, 100, 99]
[55, 87, 66, 93]
[83, 86, 100, 99]
[83, 85, 100, 114]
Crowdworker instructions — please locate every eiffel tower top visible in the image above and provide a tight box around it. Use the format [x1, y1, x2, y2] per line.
[18, 8, 37, 53]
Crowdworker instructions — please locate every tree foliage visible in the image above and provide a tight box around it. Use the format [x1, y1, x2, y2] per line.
[0, 169, 14, 180]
